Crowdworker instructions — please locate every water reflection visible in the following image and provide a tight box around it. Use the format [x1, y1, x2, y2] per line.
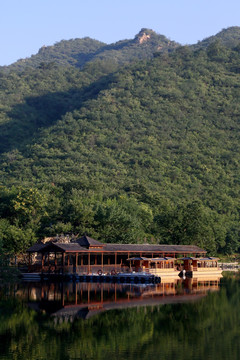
[1, 274, 240, 360]
[7, 276, 221, 321]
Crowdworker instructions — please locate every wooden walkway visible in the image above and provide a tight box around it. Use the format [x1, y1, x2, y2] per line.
[21, 272, 161, 284]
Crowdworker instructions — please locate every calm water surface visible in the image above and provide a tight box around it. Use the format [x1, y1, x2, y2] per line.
[0, 274, 239, 360]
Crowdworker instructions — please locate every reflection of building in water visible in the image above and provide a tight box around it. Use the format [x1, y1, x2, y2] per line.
[13, 276, 222, 320]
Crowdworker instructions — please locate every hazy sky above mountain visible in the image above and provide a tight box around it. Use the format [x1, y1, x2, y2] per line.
[1, 0, 239, 66]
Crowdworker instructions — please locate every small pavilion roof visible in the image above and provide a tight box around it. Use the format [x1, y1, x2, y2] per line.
[34, 242, 84, 253]
[76, 235, 104, 248]
[27, 243, 48, 252]
[151, 257, 176, 262]
[127, 257, 151, 261]
[198, 257, 219, 261]
[127, 256, 176, 262]
[179, 257, 219, 262]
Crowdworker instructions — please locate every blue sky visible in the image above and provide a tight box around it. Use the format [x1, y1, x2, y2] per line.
[1, 0, 239, 66]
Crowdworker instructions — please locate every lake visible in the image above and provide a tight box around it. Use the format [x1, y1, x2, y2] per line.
[0, 274, 240, 360]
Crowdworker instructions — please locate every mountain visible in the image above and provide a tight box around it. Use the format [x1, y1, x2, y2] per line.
[1, 29, 179, 72]
[1, 37, 106, 72]
[2, 27, 240, 73]
[1, 27, 240, 254]
[192, 26, 240, 50]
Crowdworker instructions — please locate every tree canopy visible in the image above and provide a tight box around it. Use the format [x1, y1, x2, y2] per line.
[0, 28, 240, 254]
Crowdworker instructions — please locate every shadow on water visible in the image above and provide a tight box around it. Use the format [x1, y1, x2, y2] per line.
[1, 274, 240, 360]
[3, 277, 222, 321]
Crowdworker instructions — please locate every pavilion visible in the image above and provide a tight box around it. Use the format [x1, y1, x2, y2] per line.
[27, 235, 207, 274]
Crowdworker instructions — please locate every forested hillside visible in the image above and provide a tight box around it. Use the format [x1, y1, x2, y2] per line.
[1, 29, 178, 72]
[0, 28, 240, 255]
[192, 26, 240, 50]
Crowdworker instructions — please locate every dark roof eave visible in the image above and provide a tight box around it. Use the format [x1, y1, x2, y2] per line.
[26, 242, 206, 254]
[36, 249, 206, 254]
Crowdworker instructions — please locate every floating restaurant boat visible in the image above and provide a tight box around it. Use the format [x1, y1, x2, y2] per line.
[27, 235, 205, 276]
[26, 235, 222, 280]
[179, 257, 222, 278]
[127, 256, 178, 278]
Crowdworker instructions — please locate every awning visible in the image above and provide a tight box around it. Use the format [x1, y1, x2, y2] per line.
[127, 257, 152, 261]
[127, 257, 175, 262]
[151, 257, 175, 262]
[198, 257, 219, 261]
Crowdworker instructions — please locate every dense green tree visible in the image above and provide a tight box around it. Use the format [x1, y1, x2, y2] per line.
[1, 29, 240, 253]
[93, 197, 152, 243]
[153, 201, 226, 253]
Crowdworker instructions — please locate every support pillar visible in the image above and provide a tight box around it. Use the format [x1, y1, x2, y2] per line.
[128, 252, 131, 271]
[62, 253, 65, 274]
[28, 253, 31, 272]
[41, 254, 44, 272]
[88, 283, 90, 303]
[75, 284, 78, 305]
[88, 253, 90, 274]
[62, 283, 65, 307]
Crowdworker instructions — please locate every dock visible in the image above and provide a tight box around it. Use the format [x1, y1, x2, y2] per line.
[21, 272, 161, 284]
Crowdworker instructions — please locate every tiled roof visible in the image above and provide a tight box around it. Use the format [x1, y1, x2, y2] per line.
[76, 235, 104, 247]
[198, 257, 219, 261]
[102, 244, 206, 253]
[27, 243, 48, 252]
[27, 241, 206, 254]
[52, 243, 84, 252]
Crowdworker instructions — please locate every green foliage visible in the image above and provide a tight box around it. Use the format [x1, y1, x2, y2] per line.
[193, 26, 240, 50]
[93, 197, 153, 243]
[1, 37, 106, 72]
[1, 29, 178, 73]
[153, 201, 226, 253]
[1, 276, 240, 359]
[1, 29, 240, 253]
[0, 236, 21, 282]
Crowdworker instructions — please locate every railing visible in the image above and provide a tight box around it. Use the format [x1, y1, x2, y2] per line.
[196, 267, 221, 272]
[28, 264, 184, 275]
[37, 264, 131, 275]
[74, 265, 125, 275]
[148, 268, 179, 275]
[28, 264, 43, 272]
